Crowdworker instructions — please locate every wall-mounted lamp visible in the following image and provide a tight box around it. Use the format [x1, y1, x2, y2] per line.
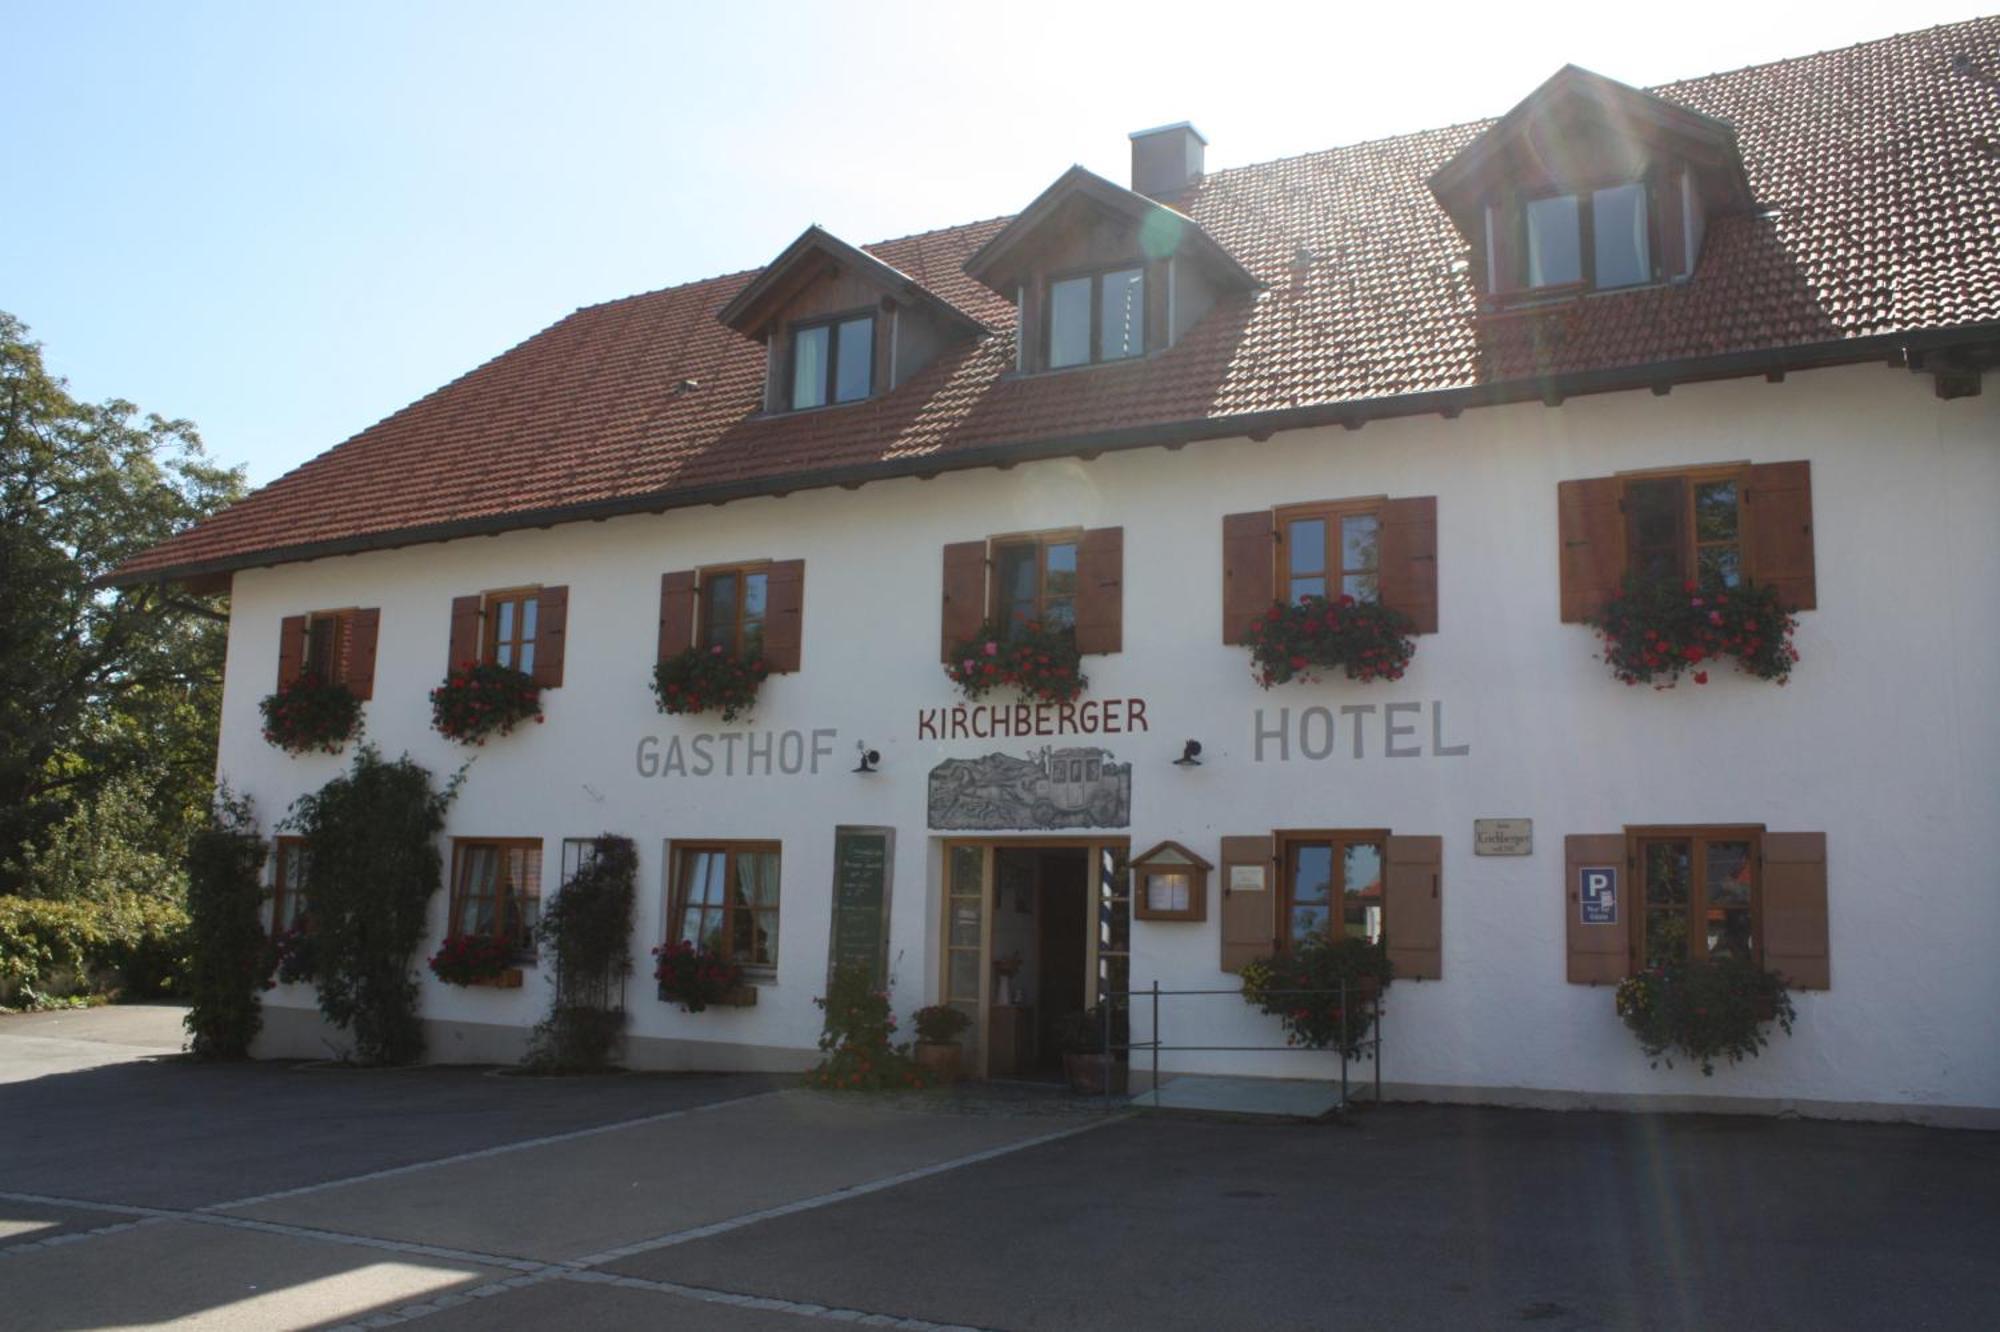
[853, 743, 881, 774]
[1173, 739, 1203, 767]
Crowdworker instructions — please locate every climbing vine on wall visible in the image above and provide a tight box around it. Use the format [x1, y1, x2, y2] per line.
[525, 834, 637, 1072]
[287, 746, 461, 1064]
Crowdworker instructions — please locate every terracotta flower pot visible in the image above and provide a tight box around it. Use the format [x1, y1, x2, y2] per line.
[914, 1041, 963, 1083]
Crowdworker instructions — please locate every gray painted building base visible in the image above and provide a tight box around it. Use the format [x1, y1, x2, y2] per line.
[252, 1004, 817, 1074]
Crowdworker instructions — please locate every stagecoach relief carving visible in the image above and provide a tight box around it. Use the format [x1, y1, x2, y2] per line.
[927, 746, 1131, 830]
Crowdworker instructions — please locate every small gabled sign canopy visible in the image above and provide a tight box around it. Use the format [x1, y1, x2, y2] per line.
[1428, 64, 1753, 223]
[962, 165, 1259, 296]
[717, 225, 989, 341]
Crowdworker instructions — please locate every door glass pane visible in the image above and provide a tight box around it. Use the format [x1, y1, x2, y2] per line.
[1049, 277, 1092, 368]
[1592, 183, 1649, 289]
[791, 325, 829, 409]
[1288, 519, 1326, 575]
[1043, 542, 1077, 631]
[948, 951, 980, 1002]
[1525, 194, 1582, 287]
[1342, 843, 1383, 942]
[834, 316, 873, 402]
[1099, 268, 1144, 360]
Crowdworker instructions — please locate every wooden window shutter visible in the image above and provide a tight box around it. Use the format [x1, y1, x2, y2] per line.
[658, 571, 697, 661]
[1073, 527, 1124, 655]
[448, 595, 483, 671]
[1377, 496, 1439, 634]
[1564, 834, 1629, 984]
[1384, 835, 1442, 980]
[763, 559, 806, 672]
[940, 541, 987, 662]
[532, 586, 568, 688]
[1746, 460, 1816, 611]
[1218, 834, 1276, 973]
[1221, 511, 1275, 644]
[277, 615, 308, 688]
[1557, 476, 1624, 623]
[342, 608, 380, 701]
[1762, 832, 1829, 990]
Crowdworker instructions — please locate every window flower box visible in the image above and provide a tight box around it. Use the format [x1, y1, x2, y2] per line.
[652, 645, 770, 724]
[429, 662, 542, 744]
[1243, 595, 1416, 688]
[944, 622, 1086, 704]
[427, 934, 519, 987]
[259, 674, 363, 755]
[1614, 958, 1796, 1075]
[653, 939, 748, 1013]
[1589, 577, 1799, 689]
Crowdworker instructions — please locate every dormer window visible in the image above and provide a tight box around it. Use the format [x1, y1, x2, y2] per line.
[789, 313, 874, 410]
[1047, 266, 1146, 368]
[1432, 67, 1753, 305]
[1516, 181, 1652, 292]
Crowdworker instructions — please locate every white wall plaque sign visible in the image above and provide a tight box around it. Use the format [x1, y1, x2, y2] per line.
[1473, 818, 1533, 856]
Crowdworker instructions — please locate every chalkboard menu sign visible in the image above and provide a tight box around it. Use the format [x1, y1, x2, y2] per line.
[826, 826, 894, 990]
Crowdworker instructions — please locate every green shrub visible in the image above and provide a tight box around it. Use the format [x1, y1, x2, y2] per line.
[183, 798, 269, 1058]
[0, 892, 190, 1010]
[289, 745, 460, 1064]
[1239, 936, 1393, 1060]
[809, 963, 928, 1091]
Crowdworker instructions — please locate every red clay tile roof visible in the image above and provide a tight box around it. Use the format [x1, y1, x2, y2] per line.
[117, 19, 2000, 584]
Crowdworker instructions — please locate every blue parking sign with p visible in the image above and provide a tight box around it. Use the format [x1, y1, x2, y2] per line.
[1579, 866, 1618, 925]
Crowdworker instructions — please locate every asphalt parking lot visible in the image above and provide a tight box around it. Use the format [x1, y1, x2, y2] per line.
[3, 1005, 1996, 1330]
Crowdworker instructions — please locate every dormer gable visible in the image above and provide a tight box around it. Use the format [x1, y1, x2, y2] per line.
[963, 163, 1258, 374]
[1429, 66, 1754, 303]
[718, 226, 988, 414]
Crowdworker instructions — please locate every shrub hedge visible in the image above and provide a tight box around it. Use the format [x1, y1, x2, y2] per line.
[0, 893, 190, 1010]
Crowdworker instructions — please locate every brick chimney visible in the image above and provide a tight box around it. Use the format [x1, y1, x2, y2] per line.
[1129, 122, 1207, 199]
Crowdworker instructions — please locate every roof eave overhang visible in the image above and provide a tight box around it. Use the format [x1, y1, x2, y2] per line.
[108, 322, 2000, 590]
[964, 165, 1259, 297]
[717, 225, 988, 340]
[1429, 65, 1744, 215]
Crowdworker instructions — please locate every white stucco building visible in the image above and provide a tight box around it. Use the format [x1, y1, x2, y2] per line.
[118, 21, 2000, 1126]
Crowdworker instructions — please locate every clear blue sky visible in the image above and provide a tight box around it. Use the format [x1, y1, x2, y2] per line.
[6, 1, 1988, 486]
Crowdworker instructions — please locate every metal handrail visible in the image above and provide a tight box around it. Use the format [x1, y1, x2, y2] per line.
[1095, 979, 1383, 1108]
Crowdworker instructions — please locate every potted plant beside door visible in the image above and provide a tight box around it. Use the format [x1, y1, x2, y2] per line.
[1054, 1004, 1129, 1095]
[911, 1004, 971, 1083]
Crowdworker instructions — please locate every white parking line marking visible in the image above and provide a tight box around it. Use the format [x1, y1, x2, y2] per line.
[7, 1107, 1130, 1330]
[204, 1086, 786, 1212]
[572, 1112, 1128, 1266]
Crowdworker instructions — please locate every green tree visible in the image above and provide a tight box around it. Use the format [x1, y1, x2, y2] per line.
[0, 311, 245, 896]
